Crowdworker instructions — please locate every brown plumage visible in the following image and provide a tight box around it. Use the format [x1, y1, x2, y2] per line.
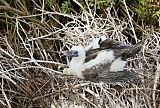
[99, 39, 122, 50]
[83, 63, 140, 83]
[101, 39, 145, 60]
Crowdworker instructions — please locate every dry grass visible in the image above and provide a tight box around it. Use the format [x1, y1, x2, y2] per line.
[0, 0, 160, 108]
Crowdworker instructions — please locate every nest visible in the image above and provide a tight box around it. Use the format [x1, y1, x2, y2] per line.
[0, 1, 160, 108]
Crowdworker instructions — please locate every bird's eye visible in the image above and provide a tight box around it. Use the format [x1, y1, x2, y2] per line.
[74, 51, 78, 55]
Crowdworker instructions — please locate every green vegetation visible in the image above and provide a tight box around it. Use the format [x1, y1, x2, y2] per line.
[134, 0, 160, 26]
[59, 0, 160, 28]
[61, 0, 71, 13]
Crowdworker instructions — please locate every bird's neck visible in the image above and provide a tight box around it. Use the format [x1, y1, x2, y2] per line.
[69, 57, 85, 78]
[70, 57, 85, 68]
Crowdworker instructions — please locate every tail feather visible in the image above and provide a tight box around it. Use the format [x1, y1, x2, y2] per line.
[122, 40, 144, 60]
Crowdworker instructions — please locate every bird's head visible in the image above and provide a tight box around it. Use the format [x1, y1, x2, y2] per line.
[66, 46, 86, 59]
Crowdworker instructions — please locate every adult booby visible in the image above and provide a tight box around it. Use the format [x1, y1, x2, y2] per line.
[66, 38, 144, 83]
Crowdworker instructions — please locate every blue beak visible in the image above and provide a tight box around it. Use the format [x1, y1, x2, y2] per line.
[66, 50, 79, 57]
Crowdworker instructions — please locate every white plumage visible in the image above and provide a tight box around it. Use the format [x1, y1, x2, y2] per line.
[68, 46, 86, 78]
[84, 36, 106, 51]
[110, 57, 127, 72]
[83, 50, 115, 70]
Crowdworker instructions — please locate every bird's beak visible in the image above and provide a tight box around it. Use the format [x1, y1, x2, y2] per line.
[65, 50, 79, 57]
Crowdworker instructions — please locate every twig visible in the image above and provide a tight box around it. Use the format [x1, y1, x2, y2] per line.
[1, 75, 12, 108]
[0, 5, 27, 16]
[1, 66, 63, 75]
[152, 61, 160, 108]
[123, 0, 137, 42]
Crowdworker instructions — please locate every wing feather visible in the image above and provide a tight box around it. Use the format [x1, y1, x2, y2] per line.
[83, 63, 140, 83]
[84, 48, 101, 63]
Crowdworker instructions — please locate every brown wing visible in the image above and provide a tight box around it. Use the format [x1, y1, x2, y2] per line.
[83, 63, 110, 82]
[83, 63, 140, 83]
[97, 69, 140, 84]
[99, 39, 123, 50]
[84, 39, 127, 63]
[103, 40, 144, 60]
[99, 39, 131, 59]
[84, 48, 101, 63]
[84, 45, 129, 63]
[112, 49, 127, 59]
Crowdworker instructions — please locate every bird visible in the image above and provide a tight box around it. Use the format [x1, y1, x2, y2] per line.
[65, 38, 144, 83]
